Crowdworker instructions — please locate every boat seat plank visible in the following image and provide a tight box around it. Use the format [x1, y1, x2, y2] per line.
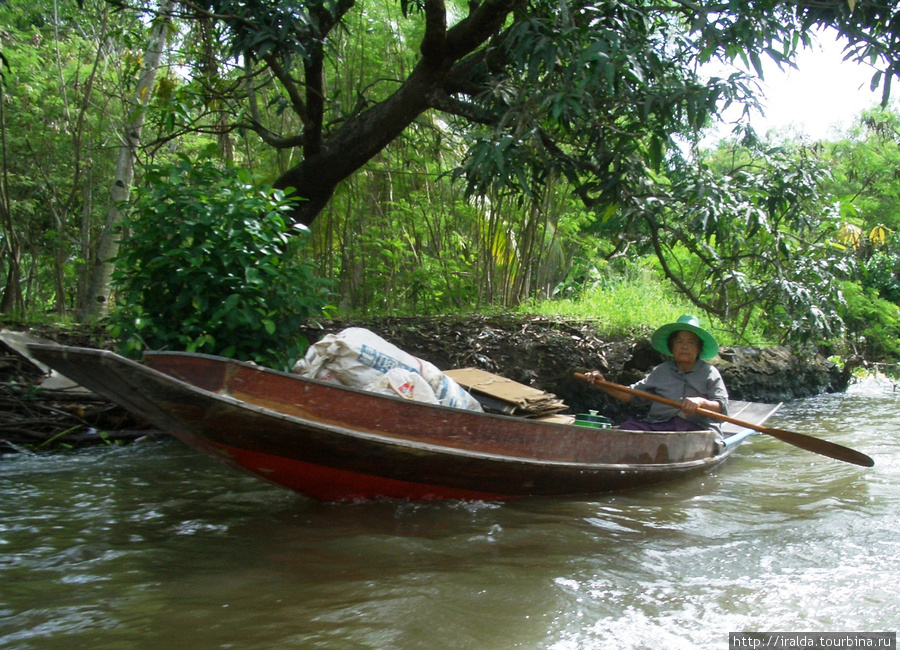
[720, 400, 781, 435]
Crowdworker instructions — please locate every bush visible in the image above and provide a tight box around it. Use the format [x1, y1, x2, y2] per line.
[862, 250, 900, 304]
[107, 155, 333, 370]
[838, 280, 900, 361]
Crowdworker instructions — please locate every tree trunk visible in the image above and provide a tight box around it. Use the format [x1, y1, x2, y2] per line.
[76, 152, 94, 315]
[0, 225, 24, 314]
[273, 0, 523, 227]
[0, 37, 23, 315]
[79, 0, 173, 322]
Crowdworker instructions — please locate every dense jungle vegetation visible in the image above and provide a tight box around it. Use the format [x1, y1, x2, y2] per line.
[2, 0, 900, 371]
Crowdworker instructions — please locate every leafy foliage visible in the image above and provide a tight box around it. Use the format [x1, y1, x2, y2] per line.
[158, 0, 900, 228]
[635, 139, 854, 344]
[0, 0, 127, 314]
[827, 109, 900, 235]
[839, 280, 900, 361]
[107, 155, 333, 369]
[8, 0, 900, 365]
[457, 0, 744, 204]
[862, 248, 900, 304]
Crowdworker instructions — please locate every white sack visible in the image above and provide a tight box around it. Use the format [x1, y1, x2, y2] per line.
[365, 368, 440, 404]
[293, 327, 483, 412]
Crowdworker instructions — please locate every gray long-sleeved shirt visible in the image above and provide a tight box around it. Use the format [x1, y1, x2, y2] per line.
[630, 359, 729, 433]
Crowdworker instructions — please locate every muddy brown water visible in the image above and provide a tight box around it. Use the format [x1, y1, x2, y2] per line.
[1, 379, 897, 649]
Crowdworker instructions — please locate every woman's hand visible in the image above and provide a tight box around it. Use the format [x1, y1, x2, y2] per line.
[583, 371, 632, 404]
[682, 396, 719, 414]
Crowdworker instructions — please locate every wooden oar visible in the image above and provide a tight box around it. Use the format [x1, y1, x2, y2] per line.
[574, 373, 874, 467]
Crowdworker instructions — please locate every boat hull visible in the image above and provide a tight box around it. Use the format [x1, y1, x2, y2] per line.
[27, 345, 768, 501]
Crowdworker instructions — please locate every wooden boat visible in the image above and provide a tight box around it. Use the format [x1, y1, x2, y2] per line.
[27, 344, 780, 502]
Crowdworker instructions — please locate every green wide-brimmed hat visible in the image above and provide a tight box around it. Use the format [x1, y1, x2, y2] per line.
[650, 314, 719, 360]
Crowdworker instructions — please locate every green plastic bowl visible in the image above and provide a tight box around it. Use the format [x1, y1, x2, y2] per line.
[574, 413, 612, 428]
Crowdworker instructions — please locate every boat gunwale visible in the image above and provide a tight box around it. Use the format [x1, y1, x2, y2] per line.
[141, 350, 726, 467]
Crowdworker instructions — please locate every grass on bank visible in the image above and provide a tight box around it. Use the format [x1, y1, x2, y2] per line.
[518, 268, 773, 348]
[2, 268, 772, 351]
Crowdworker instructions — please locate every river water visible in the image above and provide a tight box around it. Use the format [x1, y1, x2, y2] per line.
[1, 379, 897, 649]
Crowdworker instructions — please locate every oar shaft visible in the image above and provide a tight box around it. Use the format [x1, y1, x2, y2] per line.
[574, 372, 874, 467]
[605, 380, 784, 435]
[583, 375, 759, 431]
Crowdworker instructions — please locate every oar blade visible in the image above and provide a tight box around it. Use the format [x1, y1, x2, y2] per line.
[762, 427, 874, 467]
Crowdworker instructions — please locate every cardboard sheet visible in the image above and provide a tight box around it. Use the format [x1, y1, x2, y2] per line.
[444, 367, 568, 416]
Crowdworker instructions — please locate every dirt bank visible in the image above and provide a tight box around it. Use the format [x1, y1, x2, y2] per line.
[293, 315, 849, 418]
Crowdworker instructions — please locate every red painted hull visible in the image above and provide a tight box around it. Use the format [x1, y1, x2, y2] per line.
[174, 433, 509, 501]
[26, 345, 775, 502]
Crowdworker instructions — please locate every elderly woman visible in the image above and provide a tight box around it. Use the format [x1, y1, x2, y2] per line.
[584, 314, 728, 433]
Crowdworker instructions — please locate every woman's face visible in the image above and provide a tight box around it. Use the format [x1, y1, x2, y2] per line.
[670, 330, 701, 368]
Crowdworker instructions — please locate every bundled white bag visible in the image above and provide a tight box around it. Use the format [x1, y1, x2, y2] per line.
[293, 327, 483, 412]
[366, 368, 440, 404]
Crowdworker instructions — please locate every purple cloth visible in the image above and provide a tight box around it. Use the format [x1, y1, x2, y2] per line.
[618, 416, 706, 432]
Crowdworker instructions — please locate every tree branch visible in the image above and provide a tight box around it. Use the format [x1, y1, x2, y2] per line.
[420, 0, 448, 63]
[644, 212, 724, 316]
[263, 54, 309, 125]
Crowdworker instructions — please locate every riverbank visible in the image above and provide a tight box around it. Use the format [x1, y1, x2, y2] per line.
[0, 315, 854, 451]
